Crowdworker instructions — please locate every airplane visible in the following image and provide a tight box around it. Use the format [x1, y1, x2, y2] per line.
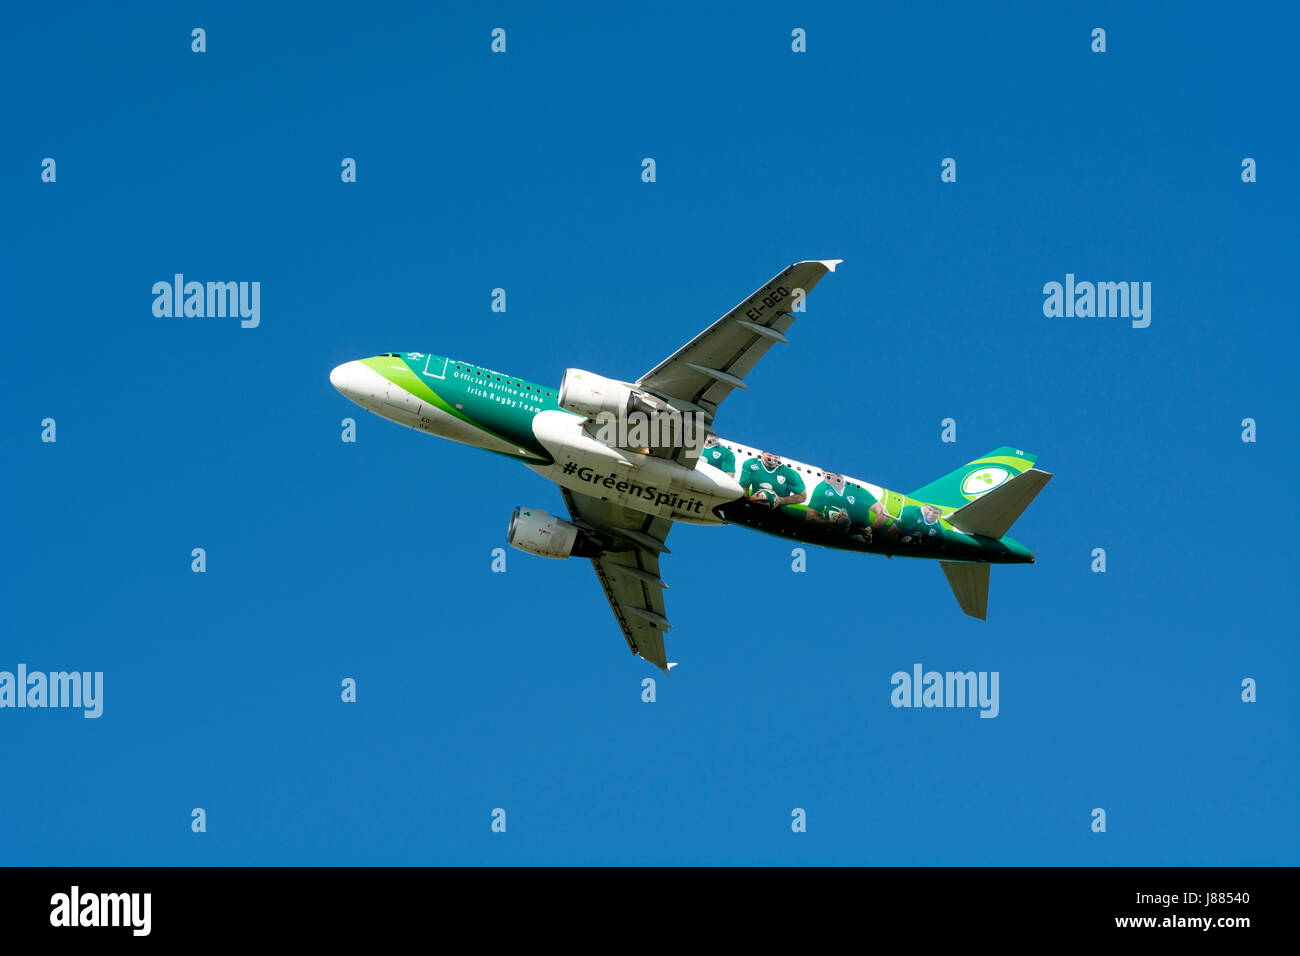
[330, 260, 1051, 673]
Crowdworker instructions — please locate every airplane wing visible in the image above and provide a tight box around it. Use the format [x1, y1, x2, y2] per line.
[562, 488, 676, 673]
[636, 259, 842, 427]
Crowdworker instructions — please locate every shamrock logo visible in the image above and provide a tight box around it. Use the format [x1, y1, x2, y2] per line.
[961, 466, 1010, 497]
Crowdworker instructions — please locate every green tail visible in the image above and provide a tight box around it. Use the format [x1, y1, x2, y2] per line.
[908, 447, 1039, 511]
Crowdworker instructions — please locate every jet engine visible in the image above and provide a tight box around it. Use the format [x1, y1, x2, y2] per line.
[558, 369, 678, 420]
[507, 507, 604, 559]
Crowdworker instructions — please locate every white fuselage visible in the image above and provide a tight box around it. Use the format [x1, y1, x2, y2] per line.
[525, 410, 742, 524]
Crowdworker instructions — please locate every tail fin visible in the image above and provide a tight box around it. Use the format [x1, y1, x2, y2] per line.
[923, 451, 1051, 622]
[945, 469, 1053, 539]
[909, 447, 1038, 511]
[940, 562, 989, 619]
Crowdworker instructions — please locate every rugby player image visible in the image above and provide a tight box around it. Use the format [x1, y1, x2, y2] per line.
[700, 434, 736, 478]
[897, 502, 946, 548]
[843, 481, 903, 543]
[804, 471, 856, 531]
[738, 451, 806, 509]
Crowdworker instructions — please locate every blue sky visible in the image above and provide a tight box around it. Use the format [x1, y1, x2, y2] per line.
[2, 2, 1295, 865]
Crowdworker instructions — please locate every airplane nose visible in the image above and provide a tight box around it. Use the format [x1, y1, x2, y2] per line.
[330, 360, 366, 398]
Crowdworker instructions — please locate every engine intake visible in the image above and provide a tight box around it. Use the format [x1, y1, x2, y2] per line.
[507, 507, 603, 559]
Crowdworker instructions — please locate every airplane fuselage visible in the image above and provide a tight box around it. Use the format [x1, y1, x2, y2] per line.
[330, 353, 1034, 566]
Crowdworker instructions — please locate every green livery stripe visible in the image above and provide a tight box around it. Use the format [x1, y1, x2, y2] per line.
[974, 455, 1037, 471]
[360, 357, 535, 453]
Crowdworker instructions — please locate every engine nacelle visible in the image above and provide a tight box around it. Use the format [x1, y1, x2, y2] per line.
[507, 507, 602, 559]
[559, 369, 674, 420]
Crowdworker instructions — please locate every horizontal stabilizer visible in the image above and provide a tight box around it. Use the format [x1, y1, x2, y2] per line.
[940, 562, 990, 620]
[946, 469, 1052, 539]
